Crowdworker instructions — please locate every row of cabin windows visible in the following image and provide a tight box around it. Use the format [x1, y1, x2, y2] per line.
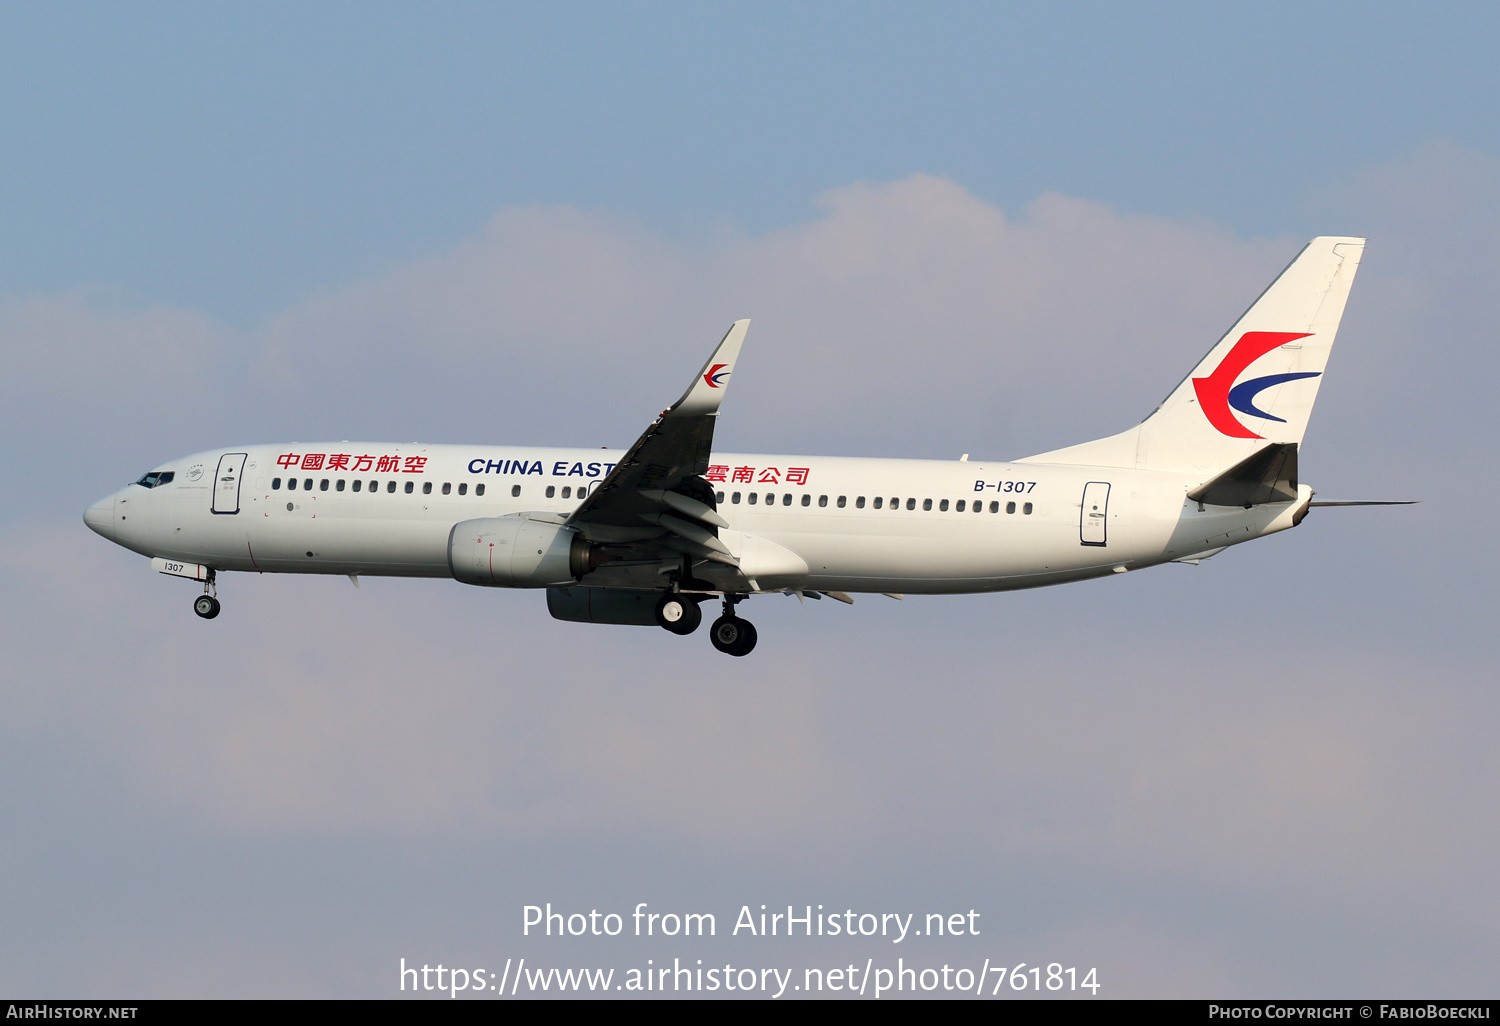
[266, 477, 1034, 516]
[271, 477, 538, 498]
[711, 491, 1033, 515]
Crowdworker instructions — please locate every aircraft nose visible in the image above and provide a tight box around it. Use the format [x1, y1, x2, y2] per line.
[83, 494, 115, 539]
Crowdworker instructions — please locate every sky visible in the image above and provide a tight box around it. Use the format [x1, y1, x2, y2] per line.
[2, 2, 1498, 999]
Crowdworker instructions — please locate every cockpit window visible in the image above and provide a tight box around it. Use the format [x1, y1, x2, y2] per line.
[134, 471, 175, 488]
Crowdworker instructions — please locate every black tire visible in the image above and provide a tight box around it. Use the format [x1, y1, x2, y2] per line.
[675, 597, 702, 635]
[655, 594, 701, 635]
[710, 615, 757, 656]
[193, 595, 220, 620]
[729, 618, 757, 655]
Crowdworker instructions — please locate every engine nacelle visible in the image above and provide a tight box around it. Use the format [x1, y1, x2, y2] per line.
[546, 586, 662, 626]
[448, 516, 598, 588]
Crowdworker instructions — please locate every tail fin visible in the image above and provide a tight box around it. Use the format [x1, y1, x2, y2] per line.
[1018, 237, 1365, 477]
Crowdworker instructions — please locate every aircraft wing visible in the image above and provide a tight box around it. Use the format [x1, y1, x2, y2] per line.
[564, 320, 748, 564]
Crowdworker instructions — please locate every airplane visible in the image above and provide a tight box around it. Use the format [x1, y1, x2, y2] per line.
[85, 236, 1409, 656]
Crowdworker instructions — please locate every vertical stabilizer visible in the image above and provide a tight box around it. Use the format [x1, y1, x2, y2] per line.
[1018, 237, 1365, 477]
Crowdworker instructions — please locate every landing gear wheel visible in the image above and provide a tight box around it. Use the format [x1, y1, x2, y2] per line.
[709, 615, 757, 656]
[193, 595, 221, 619]
[655, 594, 702, 635]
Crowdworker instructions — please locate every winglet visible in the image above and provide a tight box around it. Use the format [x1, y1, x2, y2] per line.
[668, 319, 749, 418]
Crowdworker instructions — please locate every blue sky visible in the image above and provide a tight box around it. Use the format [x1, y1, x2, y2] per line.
[2, 3, 1498, 999]
[5, 3, 1499, 322]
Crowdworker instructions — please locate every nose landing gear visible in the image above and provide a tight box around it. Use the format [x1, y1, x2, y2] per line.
[193, 570, 220, 619]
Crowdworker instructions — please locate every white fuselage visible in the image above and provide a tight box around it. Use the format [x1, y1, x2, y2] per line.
[85, 442, 1308, 594]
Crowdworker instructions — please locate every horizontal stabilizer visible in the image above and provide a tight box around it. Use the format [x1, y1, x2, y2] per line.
[1187, 442, 1298, 507]
[1308, 500, 1418, 507]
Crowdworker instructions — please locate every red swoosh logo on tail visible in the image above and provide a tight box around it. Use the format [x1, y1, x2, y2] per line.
[1192, 331, 1311, 438]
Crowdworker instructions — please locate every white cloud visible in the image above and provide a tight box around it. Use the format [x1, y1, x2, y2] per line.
[241, 175, 1294, 457]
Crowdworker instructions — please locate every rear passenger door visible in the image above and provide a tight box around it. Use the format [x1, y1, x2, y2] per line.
[1080, 481, 1110, 546]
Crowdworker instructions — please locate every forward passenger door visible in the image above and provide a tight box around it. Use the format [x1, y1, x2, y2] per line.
[211, 453, 248, 514]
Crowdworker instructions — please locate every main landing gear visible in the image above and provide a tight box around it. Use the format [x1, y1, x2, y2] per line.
[709, 612, 756, 657]
[654, 593, 703, 636]
[654, 592, 757, 656]
[709, 594, 756, 657]
[193, 571, 220, 619]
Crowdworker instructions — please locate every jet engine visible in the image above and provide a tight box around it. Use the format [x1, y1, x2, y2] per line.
[447, 515, 603, 587]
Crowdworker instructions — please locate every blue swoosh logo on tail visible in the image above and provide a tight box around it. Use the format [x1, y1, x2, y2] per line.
[1227, 372, 1322, 423]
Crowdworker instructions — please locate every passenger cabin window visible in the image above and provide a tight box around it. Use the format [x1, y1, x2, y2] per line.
[1023, 502, 1034, 515]
[955, 499, 965, 512]
[856, 496, 865, 508]
[990, 501, 1000, 513]
[546, 485, 556, 498]
[748, 493, 758, 505]
[802, 494, 811, 506]
[716, 491, 726, 503]
[336, 479, 345, 492]
[820, 495, 829, 507]
[367, 480, 376, 492]
[404, 481, 414, 494]
[939, 499, 948, 511]
[351, 480, 361, 492]
[302, 479, 311, 490]
[386, 480, 397, 493]
[272, 478, 282, 490]
[476, 484, 486, 496]
[1006, 501, 1016, 514]
[422, 482, 432, 494]
[458, 483, 467, 495]
[561, 486, 571, 498]
[923, 498, 932, 511]
[765, 493, 775, 505]
[783, 493, 792, 506]
[510, 484, 520, 497]
[731, 492, 741, 504]
[442, 482, 451, 495]
[287, 478, 297, 491]
[873, 497, 882, 509]
[320, 479, 329, 491]
[890, 498, 899, 510]
[906, 498, 916, 510]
